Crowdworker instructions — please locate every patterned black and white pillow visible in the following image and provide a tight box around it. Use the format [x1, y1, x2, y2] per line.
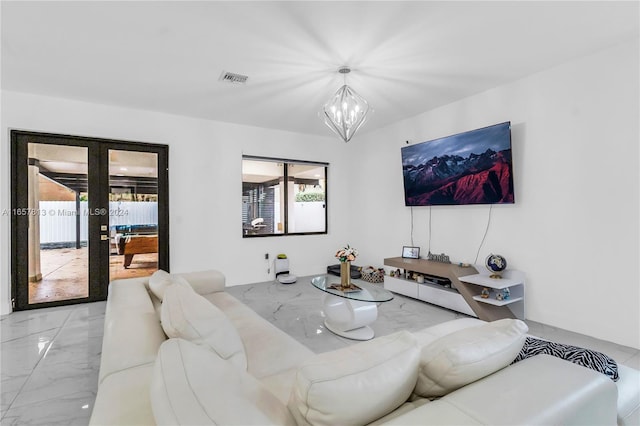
[512, 336, 619, 381]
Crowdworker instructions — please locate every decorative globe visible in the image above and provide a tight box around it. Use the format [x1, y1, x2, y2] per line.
[485, 254, 507, 279]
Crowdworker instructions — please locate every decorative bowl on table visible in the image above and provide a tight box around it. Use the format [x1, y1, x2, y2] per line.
[485, 254, 507, 279]
[360, 266, 385, 283]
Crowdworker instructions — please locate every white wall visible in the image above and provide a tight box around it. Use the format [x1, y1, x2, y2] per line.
[346, 39, 640, 349]
[0, 91, 350, 315]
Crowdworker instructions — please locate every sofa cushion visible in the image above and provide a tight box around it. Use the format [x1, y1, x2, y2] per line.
[98, 311, 167, 384]
[148, 269, 172, 301]
[106, 277, 157, 315]
[288, 330, 420, 426]
[161, 281, 247, 370]
[204, 291, 314, 378]
[412, 318, 486, 347]
[258, 368, 300, 405]
[99, 280, 167, 384]
[368, 397, 430, 425]
[150, 338, 296, 426]
[90, 364, 156, 426]
[174, 269, 226, 295]
[414, 318, 528, 398]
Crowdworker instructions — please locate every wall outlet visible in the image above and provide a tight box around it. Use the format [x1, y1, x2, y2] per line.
[265, 253, 269, 260]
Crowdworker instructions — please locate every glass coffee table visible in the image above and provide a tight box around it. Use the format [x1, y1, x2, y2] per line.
[311, 275, 393, 341]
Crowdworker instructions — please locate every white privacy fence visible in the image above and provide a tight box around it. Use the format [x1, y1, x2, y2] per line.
[39, 201, 158, 244]
[108, 201, 158, 227]
[291, 202, 325, 233]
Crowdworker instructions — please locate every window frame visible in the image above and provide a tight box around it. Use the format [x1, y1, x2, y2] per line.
[242, 155, 328, 238]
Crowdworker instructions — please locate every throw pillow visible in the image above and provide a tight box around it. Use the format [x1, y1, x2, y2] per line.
[414, 318, 528, 398]
[288, 330, 420, 426]
[148, 269, 172, 301]
[161, 282, 247, 370]
[512, 336, 619, 381]
[151, 338, 296, 426]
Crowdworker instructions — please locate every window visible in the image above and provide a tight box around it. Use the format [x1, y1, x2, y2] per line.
[242, 156, 327, 237]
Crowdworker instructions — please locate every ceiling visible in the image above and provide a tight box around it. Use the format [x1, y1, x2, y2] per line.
[243, 159, 325, 183]
[29, 143, 158, 177]
[2, 1, 638, 139]
[28, 143, 158, 193]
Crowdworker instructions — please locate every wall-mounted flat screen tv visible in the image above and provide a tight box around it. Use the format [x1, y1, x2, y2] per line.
[401, 122, 514, 206]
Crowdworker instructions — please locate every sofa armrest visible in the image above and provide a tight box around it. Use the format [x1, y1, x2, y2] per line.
[174, 269, 226, 295]
[617, 364, 640, 425]
[382, 354, 617, 425]
[443, 354, 617, 425]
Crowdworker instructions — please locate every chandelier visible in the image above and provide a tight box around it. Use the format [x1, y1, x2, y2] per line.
[322, 66, 370, 143]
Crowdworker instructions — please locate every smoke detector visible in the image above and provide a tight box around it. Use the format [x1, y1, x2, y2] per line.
[219, 71, 249, 84]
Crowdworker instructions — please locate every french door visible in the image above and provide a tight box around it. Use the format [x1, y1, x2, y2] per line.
[11, 131, 169, 310]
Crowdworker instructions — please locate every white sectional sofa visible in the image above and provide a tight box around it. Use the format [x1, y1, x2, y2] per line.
[89, 270, 639, 425]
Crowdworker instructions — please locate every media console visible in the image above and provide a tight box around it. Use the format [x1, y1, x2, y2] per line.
[383, 257, 525, 321]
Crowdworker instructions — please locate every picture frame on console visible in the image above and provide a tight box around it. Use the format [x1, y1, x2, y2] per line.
[402, 246, 420, 259]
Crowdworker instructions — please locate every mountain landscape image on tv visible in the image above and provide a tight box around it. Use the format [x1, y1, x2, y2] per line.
[402, 122, 514, 206]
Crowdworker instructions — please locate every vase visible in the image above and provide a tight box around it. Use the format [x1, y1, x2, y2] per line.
[340, 261, 351, 288]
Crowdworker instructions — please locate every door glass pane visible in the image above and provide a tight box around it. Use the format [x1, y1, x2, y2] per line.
[288, 164, 326, 233]
[108, 149, 159, 281]
[242, 160, 284, 236]
[27, 143, 89, 304]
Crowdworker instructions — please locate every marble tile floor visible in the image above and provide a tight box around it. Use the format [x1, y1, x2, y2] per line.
[226, 278, 640, 370]
[1, 301, 106, 425]
[1, 276, 638, 425]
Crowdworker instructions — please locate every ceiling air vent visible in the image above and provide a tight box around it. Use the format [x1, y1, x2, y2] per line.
[219, 71, 249, 84]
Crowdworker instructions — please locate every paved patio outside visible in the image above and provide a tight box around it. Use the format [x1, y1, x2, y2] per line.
[28, 247, 157, 304]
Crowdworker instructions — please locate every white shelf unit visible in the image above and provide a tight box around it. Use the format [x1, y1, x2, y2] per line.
[383, 257, 523, 321]
[384, 275, 477, 318]
[459, 269, 525, 320]
[383, 275, 418, 299]
[471, 295, 524, 307]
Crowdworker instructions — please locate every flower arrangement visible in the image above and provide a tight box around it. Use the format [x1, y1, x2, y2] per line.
[335, 245, 358, 263]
